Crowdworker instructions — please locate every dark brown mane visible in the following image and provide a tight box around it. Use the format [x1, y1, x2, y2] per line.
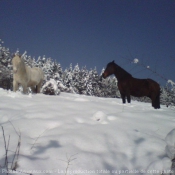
[112, 62, 132, 81]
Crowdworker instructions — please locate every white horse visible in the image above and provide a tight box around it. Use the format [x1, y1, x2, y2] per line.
[12, 55, 44, 94]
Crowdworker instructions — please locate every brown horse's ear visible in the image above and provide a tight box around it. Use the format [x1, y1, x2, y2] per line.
[112, 60, 115, 63]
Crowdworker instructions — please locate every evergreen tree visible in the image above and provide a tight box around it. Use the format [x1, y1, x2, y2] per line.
[161, 81, 175, 107]
[71, 64, 81, 93]
[87, 68, 100, 96]
[0, 40, 12, 90]
[62, 64, 75, 93]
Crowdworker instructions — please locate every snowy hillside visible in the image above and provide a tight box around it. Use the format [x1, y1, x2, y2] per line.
[0, 88, 175, 175]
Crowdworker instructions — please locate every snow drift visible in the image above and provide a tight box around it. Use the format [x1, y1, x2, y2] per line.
[0, 88, 175, 175]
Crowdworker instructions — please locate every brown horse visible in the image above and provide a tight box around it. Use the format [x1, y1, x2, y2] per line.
[102, 61, 160, 109]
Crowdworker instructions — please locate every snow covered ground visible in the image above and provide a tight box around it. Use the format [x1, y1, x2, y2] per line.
[0, 88, 175, 175]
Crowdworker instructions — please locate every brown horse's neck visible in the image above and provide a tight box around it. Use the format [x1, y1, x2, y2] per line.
[113, 64, 132, 81]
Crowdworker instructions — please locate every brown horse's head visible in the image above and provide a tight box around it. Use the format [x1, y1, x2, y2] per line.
[102, 60, 116, 79]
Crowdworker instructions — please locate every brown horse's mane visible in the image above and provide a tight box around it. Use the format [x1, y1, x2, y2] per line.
[113, 62, 132, 81]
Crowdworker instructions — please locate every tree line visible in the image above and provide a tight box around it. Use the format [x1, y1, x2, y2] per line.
[0, 41, 174, 107]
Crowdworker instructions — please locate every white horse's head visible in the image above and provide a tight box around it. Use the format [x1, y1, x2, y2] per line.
[12, 55, 23, 73]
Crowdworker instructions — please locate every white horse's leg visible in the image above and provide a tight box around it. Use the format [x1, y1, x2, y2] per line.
[31, 86, 37, 93]
[22, 84, 28, 94]
[36, 82, 42, 93]
[13, 80, 18, 92]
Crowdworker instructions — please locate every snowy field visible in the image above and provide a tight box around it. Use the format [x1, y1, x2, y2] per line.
[0, 88, 175, 175]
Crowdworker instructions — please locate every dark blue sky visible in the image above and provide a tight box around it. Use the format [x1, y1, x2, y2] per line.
[1, 0, 175, 85]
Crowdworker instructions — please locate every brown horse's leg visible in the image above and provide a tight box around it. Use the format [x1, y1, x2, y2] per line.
[124, 88, 131, 103]
[120, 92, 126, 103]
[153, 100, 156, 109]
[155, 94, 160, 109]
[152, 95, 159, 109]
[157, 95, 160, 109]
[151, 93, 161, 109]
[149, 93, 155, 108]
[127, 95, 131, 103]
[126, 92, 131, 103]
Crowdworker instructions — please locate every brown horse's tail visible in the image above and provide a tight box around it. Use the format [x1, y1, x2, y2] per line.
[155, 87, 161, 109]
